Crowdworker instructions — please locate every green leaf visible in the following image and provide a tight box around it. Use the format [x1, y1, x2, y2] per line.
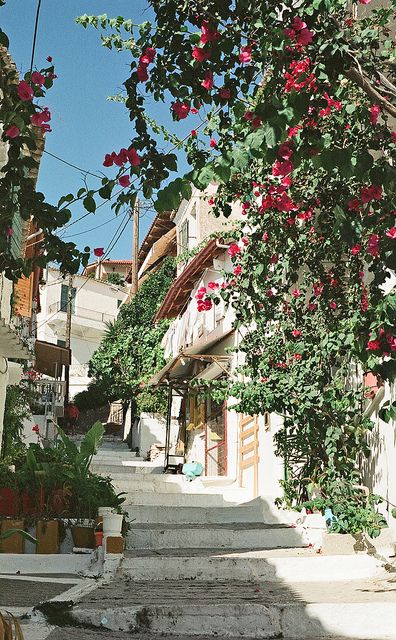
[83, 195, 96, 213]
[0, 28, 9, 48]
[0, 528, 37, 544]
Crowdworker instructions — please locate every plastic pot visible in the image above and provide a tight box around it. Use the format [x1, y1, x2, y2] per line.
[102, 513, 123, 537]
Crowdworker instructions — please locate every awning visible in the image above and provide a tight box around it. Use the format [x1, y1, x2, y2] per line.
[154, 239, 223, 321]
[147, 329, 233, 387]
[0, 319, 31, 359]
[35, 340, 71, 378]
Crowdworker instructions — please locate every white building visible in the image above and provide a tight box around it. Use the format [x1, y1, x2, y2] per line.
[36, 268, 129, 397]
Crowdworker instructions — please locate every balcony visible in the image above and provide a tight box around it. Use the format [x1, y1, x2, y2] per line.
[47, 302, 116, 336]
[24, 379, 66, 418]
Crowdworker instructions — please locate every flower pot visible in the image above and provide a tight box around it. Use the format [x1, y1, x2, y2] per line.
[102, 513, 123, 537]
[94, 530, 104, 547]
[0, 519, 25, 553]
[36, 520, 60, 554]
[0, 488, 18, 517]
[71, 525, 95, 549]
[96, 507, 114, 527]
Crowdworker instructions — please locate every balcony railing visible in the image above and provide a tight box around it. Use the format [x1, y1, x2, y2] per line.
[23, 379, 66, 418]
[48, 301, 115, 324]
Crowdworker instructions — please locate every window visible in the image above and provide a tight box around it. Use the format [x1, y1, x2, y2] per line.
[57, 339, 66, 348]
[117, 299, 122, 308]
[60, 284, 76, 314]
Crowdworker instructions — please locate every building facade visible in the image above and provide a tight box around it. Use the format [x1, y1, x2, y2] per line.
[36, 268, 128, 397]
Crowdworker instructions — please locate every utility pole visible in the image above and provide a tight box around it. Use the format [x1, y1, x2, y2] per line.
[130, 198, 139, 296]
[64, 273, 73, 406]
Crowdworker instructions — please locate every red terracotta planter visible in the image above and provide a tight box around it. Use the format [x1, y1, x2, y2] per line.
[0, 488, 18, 517]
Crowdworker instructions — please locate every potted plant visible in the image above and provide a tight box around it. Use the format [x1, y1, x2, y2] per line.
[0, 462, 18, 517]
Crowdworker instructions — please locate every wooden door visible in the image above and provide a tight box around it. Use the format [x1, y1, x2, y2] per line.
[239, 414, 259, 497]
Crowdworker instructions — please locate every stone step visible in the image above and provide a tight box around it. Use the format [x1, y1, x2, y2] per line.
[126, 522, 308, 550]
[91, 463, 161, 475]
[122, 548, 384, 582]
[124, 502, 295, 525]
[123, 492, 228, 507]
[71, 576, 396, 638]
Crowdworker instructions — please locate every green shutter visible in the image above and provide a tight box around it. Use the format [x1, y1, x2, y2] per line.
[60, 285, 76, 314]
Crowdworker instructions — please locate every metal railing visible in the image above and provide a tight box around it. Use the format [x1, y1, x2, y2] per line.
[48, 301, 115, 324]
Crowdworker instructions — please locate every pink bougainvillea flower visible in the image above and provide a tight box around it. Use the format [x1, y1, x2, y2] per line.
[270, 253, 278, 264]
[272, 159, 294, 177]
[370, 104, 380, 125]
[192, 46, 211, 62]
[361, 184, 382, 203]
[126, 148, 141, 166]
[190, 129, 197, 137]
[103, 153, 114, 167]
[46, 55, 53, 62]
[4, 125, 20, 138]
[292, 288, 301, 298]
[367, 233, 380, 257]
[367, 339, 380, 351]
[233, 265, 242, 276]
[386, 227, 396, 239]
[278, 142, 293, 160]
[195, 286, 207, 300]
[209, 138, 217, 148]
[201, 71, 214, 90]
[6, 227, 13, 237]
[266, 289, 274, 298]
[239, 46, 252, 63]
[207, 281, 219, 290]
[292, 329, 301, 337]
[17, 80, 34, 101]
[359, 0, 372, 4]
[94, 247, 105, 257]
[190, 107, 199, 114]
[241, 236, 249, 246]
[391, 132, 396, 143]
[287, 125, 301, 138]
[262, 232, 269, 242]
[294, 353, 302, 360]
[31, 71, 45, 86]
[219, 87, 231, 100]
[241, 202, 250, 214]
[137, 65, 149, 82]
[348, 198, 360, 211]
[297, 28, 314, 46]
[208, 197, 215, 206]
[308, 303, 317, 311]
[200, 20, 220, 44]
[227, 243, 241, 258]
[251, 116, 262, 129]
[32, 424, 40, 434]
[329, 301, 337, 310]
[351, 243, 362, 255]
[171, 102, 190, 119]
[31, 107, 51, 132]
[140, 47, 156, 65]
[119, 175, 130, 187]
[243, 110, 254, 121]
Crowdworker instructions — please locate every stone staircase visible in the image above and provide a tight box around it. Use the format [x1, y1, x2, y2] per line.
[84, 440, 396, 639]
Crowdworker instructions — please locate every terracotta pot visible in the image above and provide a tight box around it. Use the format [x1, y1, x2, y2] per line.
[94, 530, 104, 547]
[0, 488, 18, 517]
[0, 519, 25, 553]
[71, 525, 95, 549]
[36, 520, 60, 554]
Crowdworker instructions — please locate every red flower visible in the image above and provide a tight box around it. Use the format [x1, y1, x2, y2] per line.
[329, 301, 337, 310]
[191, 107, 199, 114]
[126, 148, 141, 166]
[262, 232, 269, 242]
[361, 184, 382, 203]
[272, 160, 294, 177]
[292, 329, 301, 337]
[140, 47, 156, 65]
[233, 265, 242, 276]
[46, 56, 53, 62]
[227, 243, 241, 258]
[385, 227, 396, 239]
[190, 130, 197, 137]
[370, 104, 380, 125]
[239, 46, 252, 63]
[137, 65, 149, 82]
[209, 138, 217, 148]
[119, 175, 130, 187]
[94, 247, 105, 257]
[103, 153, 114, 167]
[391, 132, 396, 143]
[208, 197, 215, 206]
[251, 116, 262, 129]
[294, 353, 302, 360]
[367, 339, 380, 351]
[348, 198, 360, 211]
[308, 303, 317, 311]
[359, 0, 372, 4]
[192, 46, 211, 62]
[200, 20, 220, 44]
[172, 102, 190, 119]
[4, 125, 20, 138]
[244, 110, 254, 121]
[278, 142, 293, 160]
[6, 227, 13, 237]
[32, 424, 40, 434]
[367, 234, 380, 257]
[292, 288, 301, 298]
[207, 281, 219, 290]
[31, 71, 45, 86]
[351, 243, 362, 255]
[17, 80, 34, 101]
[201, 71, 214, 90]
[219, 88, 231, 100]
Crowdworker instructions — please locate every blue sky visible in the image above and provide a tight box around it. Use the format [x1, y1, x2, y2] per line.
[2, 1, 190, 263]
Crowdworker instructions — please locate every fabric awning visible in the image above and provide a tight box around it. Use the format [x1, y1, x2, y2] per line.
[35, 340, 71, 378]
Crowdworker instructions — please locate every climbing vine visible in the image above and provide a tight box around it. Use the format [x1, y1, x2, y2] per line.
[88, 258, 175, 414]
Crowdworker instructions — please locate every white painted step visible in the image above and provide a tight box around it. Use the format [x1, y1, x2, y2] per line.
[126, 522, 308, 550]
[123, 492, 227, 507]
[124, 502, 295, 525]
[122, 549, 384, 583]
[72, 577, 396, 639]
[91, 463, 161, 475]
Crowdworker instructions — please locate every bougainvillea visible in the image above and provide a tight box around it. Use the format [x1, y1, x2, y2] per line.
[3, 0, 396, 528]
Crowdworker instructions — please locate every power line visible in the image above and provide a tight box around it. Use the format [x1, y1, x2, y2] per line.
[29, 0, 42, 77]
[43, 150, 104, 180]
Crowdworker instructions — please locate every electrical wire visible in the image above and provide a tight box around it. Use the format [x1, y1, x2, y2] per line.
[43, 150, 104, 180]
[29, 0, 42, 78]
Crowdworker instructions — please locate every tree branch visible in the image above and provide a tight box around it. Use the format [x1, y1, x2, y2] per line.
[346, 66, 396, 118]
